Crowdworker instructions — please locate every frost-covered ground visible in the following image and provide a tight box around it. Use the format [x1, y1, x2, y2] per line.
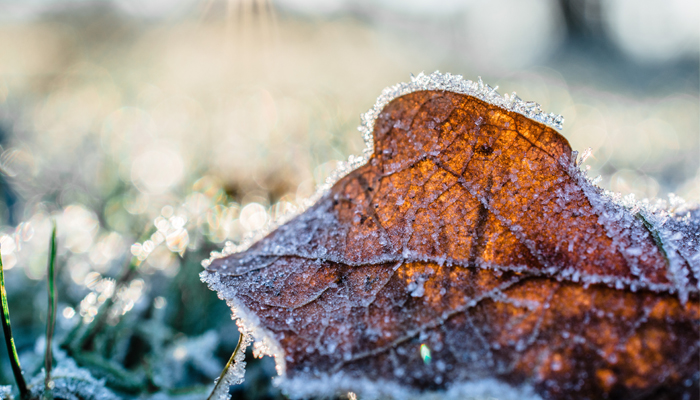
[0, 2, 697, 399]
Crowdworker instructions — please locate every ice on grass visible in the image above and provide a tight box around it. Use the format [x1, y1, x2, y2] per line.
[28, 357, 119, 400]
[207, 325, 253, 400]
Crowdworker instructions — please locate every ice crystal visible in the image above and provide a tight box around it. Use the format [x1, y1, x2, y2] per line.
[563, 154, 700, 302]
[278, 375, 541, 400]
[208, 324, 253, 400]
[28, 357, 119, 400]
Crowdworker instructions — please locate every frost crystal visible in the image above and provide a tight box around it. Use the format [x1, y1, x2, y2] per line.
[563, 155, 700, 303]
[279, 375, 542, 400]
[358, 72, 565, 156]
[208, 324, 253, 400]
[28, 357, 119, 400]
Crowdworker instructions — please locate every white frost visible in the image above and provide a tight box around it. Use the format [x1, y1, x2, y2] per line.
[27, 356, 119, 400]
[278, 373, 542, 400]
[200, 270, 287, 378]
[209, 324, 253, 400]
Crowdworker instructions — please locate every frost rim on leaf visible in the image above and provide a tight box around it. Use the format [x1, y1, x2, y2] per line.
[200, 270, 287, 375]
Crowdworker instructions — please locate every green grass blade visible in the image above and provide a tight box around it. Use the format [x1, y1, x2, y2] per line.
[0, 245, 29, 398]
[207, 332, 245, 400]
[44, 220, 58, 399]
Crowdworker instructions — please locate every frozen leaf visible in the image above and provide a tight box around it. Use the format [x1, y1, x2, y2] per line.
[202, 73, 699, 400]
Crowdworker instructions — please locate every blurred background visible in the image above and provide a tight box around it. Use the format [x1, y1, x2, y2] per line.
[0, 0, 697, 398]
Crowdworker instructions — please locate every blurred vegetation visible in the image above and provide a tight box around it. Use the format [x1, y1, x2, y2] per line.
[0, 0, 697, 398]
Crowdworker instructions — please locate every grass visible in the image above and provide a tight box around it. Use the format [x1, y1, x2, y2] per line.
[43, 221, 57, 399]
[0, 221, 61, 400]
[0, 210, 283, 400]
[207, 332, 245, 400]
[0, 240, 29, 399]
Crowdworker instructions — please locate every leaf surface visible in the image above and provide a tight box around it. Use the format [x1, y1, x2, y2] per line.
[203, 89, 699, 400]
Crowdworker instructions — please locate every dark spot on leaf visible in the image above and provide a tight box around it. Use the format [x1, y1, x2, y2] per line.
[476, 145, 493, 155]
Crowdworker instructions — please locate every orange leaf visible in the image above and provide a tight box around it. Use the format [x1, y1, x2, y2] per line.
[203, 73, 699, 400]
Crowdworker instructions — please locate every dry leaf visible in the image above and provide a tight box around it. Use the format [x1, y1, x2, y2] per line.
[202, 73, 699, 400]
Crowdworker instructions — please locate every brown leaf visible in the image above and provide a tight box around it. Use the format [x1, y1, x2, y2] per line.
[203, 74, 699, 400]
